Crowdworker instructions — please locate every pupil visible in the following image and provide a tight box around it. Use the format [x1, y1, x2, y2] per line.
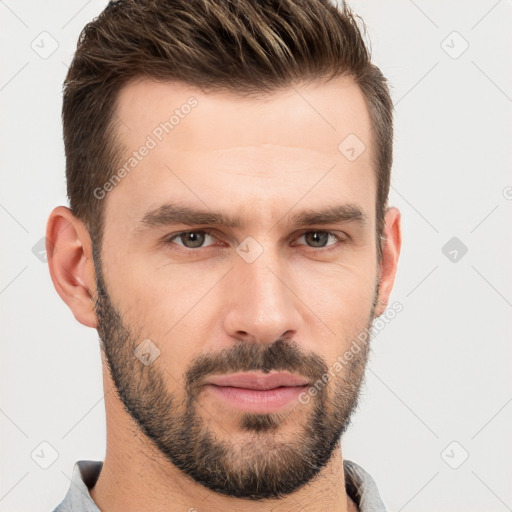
[306, 232, 328, 247]
[183, 232, 204, 248]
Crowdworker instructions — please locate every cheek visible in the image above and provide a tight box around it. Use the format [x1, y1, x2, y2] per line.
[101, 258, 206, 386]
[299, 262, 376, 357]
[301, 254, 376, 308]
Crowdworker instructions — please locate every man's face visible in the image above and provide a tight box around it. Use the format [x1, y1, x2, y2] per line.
[93, 77, 380, 499]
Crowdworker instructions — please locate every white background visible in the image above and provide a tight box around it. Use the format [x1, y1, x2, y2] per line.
[1, 1, 511, 511]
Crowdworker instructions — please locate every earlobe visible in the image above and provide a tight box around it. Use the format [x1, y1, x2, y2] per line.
[46, 206, 98, 328]
[374, 207, 402, 317]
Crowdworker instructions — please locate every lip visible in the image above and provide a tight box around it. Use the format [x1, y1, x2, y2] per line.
[203, 371, 311, 413]
[205, 371, 310, 390]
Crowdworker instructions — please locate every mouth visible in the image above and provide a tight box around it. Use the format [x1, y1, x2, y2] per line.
[203, 371, 311, 413]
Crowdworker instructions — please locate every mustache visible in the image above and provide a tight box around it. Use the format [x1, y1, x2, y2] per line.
[185, 338, 328, 397]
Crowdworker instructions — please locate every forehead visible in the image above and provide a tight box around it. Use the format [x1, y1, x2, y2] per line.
[105, 77, 376, 232]
[114, 77, 372, 154]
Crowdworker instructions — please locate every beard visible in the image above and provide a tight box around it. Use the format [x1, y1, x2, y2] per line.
[92, 243, 375, 500]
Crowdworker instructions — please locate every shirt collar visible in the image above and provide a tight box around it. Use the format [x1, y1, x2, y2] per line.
[344, 459, 388, 511]
[54, 459, 386, 512]
[54, 460, 102, 512]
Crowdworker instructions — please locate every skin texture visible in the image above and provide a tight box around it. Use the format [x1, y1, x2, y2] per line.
[47, 76, 401, 512]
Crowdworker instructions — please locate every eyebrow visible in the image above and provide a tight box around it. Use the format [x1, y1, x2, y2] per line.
[137, 203, 367, 232]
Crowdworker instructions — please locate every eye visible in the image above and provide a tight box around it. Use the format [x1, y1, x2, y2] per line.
[294, 231, 344, 249]
[165, 230, 217, 249]
[163, 229, 346, 252]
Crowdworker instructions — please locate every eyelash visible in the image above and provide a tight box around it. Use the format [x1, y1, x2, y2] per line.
[162, 229, 347, 252]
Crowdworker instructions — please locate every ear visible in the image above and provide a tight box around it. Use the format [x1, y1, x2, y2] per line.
[46, 206, 98, 328]
[374, 207, 402, 317]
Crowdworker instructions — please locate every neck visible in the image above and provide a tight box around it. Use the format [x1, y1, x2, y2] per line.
[90, 374, 358, 512]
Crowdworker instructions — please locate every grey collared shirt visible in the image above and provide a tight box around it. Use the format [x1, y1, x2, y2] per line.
[53, 459, 387, 511]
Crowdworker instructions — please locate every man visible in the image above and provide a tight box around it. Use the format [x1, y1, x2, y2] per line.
[47, 0, 401, 510]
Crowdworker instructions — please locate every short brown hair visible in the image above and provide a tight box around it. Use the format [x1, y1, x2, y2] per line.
[63, 0, 393, 255]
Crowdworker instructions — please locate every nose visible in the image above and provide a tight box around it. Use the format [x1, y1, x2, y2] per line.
[222, 250, 302, 346]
